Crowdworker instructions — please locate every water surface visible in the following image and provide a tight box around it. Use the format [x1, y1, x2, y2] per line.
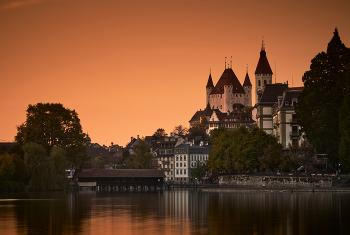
[1, 190, 349, 234]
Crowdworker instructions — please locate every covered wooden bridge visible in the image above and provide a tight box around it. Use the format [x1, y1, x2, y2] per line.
[73, 168, 165, 190]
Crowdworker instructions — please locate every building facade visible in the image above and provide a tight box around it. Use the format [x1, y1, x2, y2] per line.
[174, 143, 209, 183]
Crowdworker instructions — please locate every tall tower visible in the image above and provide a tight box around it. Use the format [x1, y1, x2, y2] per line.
[243, 70, 252, 107]
[255, 39, 273, 104]
[206, 73, 214, 106]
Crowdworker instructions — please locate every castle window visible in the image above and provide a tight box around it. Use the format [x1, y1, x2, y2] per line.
[258, 80, 261, 86]
[264, 80, 267, 85]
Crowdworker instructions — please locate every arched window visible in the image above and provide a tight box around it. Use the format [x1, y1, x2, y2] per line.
[264, 80, 267, 85]
[258, 80, 261, 86]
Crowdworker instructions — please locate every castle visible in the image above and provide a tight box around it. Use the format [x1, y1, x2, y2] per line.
[205, 40, 273, 113]
[189, 41, 273, 132]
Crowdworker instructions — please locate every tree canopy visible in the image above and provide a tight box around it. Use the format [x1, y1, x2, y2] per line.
[188, 117, 208, 140]
[295, 28, 350, 164]
[126, 139, 154, 169]
[173, 125, 188, 136]
[206, 126, 283, 173]
[14, 103, 87, 168]
[153, 128, 167, 139]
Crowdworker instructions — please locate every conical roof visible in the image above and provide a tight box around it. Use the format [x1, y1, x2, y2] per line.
[210, 68, 245, 95]
[243, 72, 252, 86]
[206, 74, 214, 88]
[255, 46, 273, 75]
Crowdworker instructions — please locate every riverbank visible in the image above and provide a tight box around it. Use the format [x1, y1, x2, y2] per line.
[202, 187, 350, 193]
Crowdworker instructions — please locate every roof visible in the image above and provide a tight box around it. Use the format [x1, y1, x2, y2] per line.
[206, 74, 214, 88]
[210, 68, 245, 95]
[243, 72, 252, 87]
[255, 48, 273, 75]
[189, 104, 214, 123]
[75, 169, 165, 178]
[280, 90, 302, 109]
[174, 143, 210, 153]
[259, 84, 289, 103]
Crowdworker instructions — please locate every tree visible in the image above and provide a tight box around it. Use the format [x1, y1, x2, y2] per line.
[15, 103, 87, 168]
[92, 156, 107, 169]
[241, 106, 254, 116]
[153, 128, 167, 139]
[24, 142, 55, 190]
[207, 126, 282, 173]
[188, 117, 208, 140]
[287, 140, 316, 175]
[259, 143, 283, 172]
[339, 69, 350, 171]
[0, 154, 15, 180]
[126, 139, 154, 169]
[50, 146, 70, 189]
[173, 125, 188, 136]
[11, 153, 27, 183]
[295, 28, 350, 164]
[190, 160, 206, 181]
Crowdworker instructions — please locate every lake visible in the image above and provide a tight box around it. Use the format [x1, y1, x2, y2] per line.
[1, 189, 350, 234]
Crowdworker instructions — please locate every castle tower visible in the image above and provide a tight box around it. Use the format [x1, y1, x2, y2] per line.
[243, 70, 252, 107]
[255, 39, 273, 104]
[206, 73, 214, 106]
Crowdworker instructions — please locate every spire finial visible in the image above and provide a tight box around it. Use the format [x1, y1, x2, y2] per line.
[225, 57, 227, 69]
[230, 56, 232, 69]
[246, 64, 248, 73]
[261, 36, 265, 51]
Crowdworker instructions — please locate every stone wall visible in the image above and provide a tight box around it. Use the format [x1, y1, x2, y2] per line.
[219, 175, 332, 188]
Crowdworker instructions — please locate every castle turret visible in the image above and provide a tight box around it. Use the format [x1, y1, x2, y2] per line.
[255, 39, 273, 104]
[206, 73, 214, 106]
[243, 71, 252, 107]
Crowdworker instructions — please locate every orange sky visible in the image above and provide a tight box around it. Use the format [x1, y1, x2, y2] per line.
[1, 0, 349, 147]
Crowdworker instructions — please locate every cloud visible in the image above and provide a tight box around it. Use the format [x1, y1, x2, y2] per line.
[0, 0, 57, 11]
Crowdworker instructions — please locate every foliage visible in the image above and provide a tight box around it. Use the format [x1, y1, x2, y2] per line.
[92, 156, 107, 169]
[339, 69, 350, 171]
[206, 126, 282, 173]
[173, 125, 188, 136]
[50, 146, 70, 189]
[24, 143, 71, 190]
[188, 117, 208, 140]
[295, 28, 350, 164]
[11, 154, 27, 183]
[24, 142, 55, 190]
[287, 140, 316, 175]
[241, 106, 254, 116]
[259, 143, 284, 171]
[115, 148, 130, 169]
[153, 128, 168, 139]
[0, 154, 15, 180]
[15, 103, 87, 168]
[190, 160, 206, 181]
[126, 139, 154, 169]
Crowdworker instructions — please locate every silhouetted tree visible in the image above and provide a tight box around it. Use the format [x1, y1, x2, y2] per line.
[173, 125, 188, 136]
[14, 103, 87, 168]
[295, 28, 350, 164]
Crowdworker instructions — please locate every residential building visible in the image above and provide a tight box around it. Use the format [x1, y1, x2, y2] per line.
[174, 143, 209, 183]
[151, 134, 187, 182]
[272, 89, 302, 148]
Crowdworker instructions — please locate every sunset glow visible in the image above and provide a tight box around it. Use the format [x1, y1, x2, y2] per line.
[1, 0, 349, 146]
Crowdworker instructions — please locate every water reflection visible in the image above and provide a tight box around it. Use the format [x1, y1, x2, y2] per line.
[0, 190, 349, 234]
